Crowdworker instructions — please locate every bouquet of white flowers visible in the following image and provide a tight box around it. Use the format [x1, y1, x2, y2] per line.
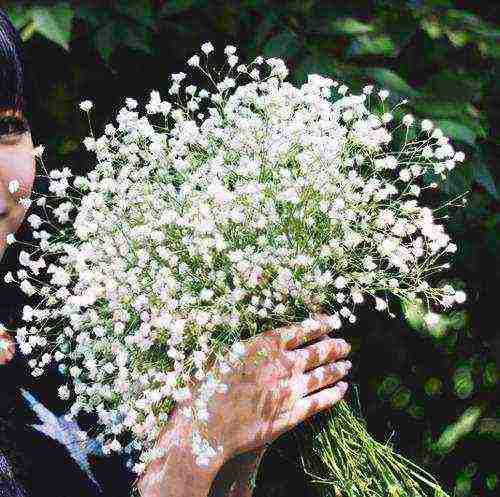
[5, 42, 465, 493]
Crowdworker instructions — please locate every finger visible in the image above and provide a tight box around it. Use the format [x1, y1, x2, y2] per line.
[273, 382, 349, 434]
[267, 314, 337, 350]
[292, 338, 350, 372]
[297, 360, 352, 397]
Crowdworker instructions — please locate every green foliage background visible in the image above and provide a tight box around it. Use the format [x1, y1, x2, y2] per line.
[2, 1, 499, 495]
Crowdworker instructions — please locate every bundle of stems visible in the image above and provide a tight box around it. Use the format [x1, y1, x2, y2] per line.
[299, 396, 449, 497]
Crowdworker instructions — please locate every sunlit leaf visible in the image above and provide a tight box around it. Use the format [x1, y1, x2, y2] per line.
[30, 4, 74, 50]
[346, 34, 396, 57]
[486, 474, 498, 491]
[435, 119, 477, 146]
[434, 405, 483, 454]
[365, 68, 419, 98]
[4, 5, 31, 30]
[453, 365, 474, 399]
[331, 17, 374, 35]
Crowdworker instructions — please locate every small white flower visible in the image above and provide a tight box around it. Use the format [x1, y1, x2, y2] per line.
[8, 180, 20, 194]
[420, 119, 433, 132]
[125, 98, 138, 109]
[32, 145, 44, 158]
[58, 385, 70, 400]
[378, 89, 390, 101]
[403, 114, 414, 127]
[224, 45, 237, 56]
[201, 42, 214, 55]
[6, 233, 15, 245]
[188, 55, 200, 67]
[424, 312, 440, 328]
[79, 100, 93, 112]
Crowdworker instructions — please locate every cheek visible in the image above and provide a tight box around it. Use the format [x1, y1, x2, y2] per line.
[0, 149, 36, 199]
[0, 149, 35, 254]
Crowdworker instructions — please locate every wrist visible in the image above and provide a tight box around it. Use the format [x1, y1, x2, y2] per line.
[209, 448, 267, 497]
[138, 409, 225, 497]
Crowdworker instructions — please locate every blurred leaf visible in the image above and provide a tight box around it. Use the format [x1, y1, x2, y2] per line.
[377, 374, 401, 398]
[159, 0, 202, 16]
[262, 32, 302, 59]
[115, 0, 154, 26]
[434, 405, 483, 454]
[483, 362, 498, 388]
[245, 11, 280, 58]
[4, 5, 31, 29]
[435, 119, 477, 146]
[390, 387, 412, 410]
[122, 22, 154, 54]
[425, 377, 443, 396]
[439, 163, 474, 196]
[453, 365, 474, 399]
[331, 17, 374, 35]
[454, 473, 472, 497]
[364, 68, 419, 98]
[346, 34, 396, 57]
[30, 4, 74, 50]
[485, 474, 498, 491]
[472, 161, 499, 200]
[407, 402, 425, 419]
[464, 462, 478, 477]
[94, 23, 120, 63]
[402, 299, 425, 330]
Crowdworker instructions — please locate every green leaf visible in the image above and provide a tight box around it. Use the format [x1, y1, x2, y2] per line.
[435, 119, 477, 146]
[331, 17, 374, 35]
[4, 5, 31, 30]
[439, 163, 474, 196]
[472, 161, 498, 199]
[434, 405, 483, 454]
[30, 4, 74, 50]
[115, 0, 154, 27]
[425, 377, 443, 396]
[122, 23, 154, 54]
[160, 0, 201, 16]
[262, 32, 302, 59]
[455, 473, 472, 497]
[95, 23, 120, 63]
[377, 374, 401, 398]
[453, 365, 474, 399]
[486, 474, 498, 491]
[390, 387, 411, 410]
[346, 34, 396, 57]
[364, 68, 419, 98]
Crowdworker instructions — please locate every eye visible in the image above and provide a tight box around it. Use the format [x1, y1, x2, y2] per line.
[0, 114, 29, 140]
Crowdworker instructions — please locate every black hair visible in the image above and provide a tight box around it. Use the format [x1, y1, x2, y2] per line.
[0, 9, 29, 137]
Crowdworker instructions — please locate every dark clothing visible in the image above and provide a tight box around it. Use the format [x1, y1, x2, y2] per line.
[1, 269, 133, 497]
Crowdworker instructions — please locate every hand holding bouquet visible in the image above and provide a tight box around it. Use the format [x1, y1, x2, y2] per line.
[5, 42, 465, 494]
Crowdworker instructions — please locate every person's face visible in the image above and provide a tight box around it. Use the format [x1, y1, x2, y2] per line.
[0, 131, 35, 261]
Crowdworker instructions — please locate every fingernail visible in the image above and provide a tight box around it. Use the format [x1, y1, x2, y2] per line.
[342, 360, 352, 372]
[336, 339, 350, 353]
[337, 381, 348, 393]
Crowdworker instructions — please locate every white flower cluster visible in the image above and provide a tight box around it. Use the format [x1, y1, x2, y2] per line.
[5, 43, 466, 472]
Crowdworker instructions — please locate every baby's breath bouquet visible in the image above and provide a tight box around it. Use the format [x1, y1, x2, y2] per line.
[5, 42, 465, 492]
